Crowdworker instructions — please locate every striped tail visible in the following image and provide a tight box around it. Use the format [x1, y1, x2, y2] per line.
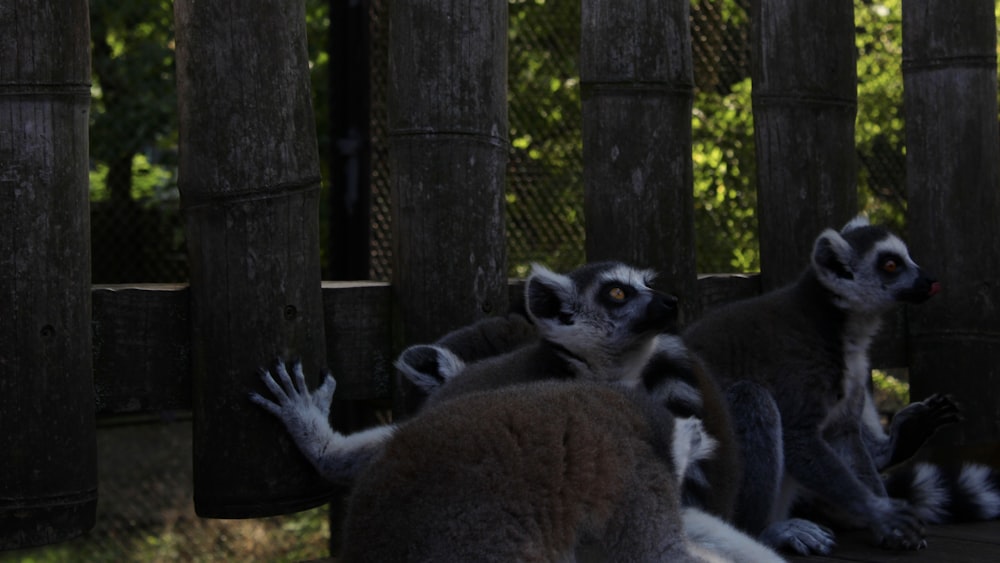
[885, 462, 1000, 523]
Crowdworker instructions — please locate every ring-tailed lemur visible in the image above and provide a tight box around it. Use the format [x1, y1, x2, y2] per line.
[252, 262, 782, 562]
[681, 216, 1000, 554]
[250, 262, 682, 483]
[342, 378, 716, 562]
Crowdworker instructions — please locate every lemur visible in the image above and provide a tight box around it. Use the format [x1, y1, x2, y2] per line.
[398, 265, 740, 522]
[342, 378, 716, 562]
[253, 262, 783, 562]
[681, 216, 999, 553]
[251, 262, 680, 482]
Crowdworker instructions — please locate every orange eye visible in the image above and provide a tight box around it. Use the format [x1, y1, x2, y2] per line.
[608, 287, 626, 301]
[883, 259, 898, 273]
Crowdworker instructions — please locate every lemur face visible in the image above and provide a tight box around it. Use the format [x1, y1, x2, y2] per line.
[813, 216, 940, 313]
[526, 262, 678, 360]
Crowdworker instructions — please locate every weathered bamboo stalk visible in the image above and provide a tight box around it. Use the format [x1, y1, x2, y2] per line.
[750, 0, 858, 289]
[580, 0, 699, 322]
[388, 0, 509, 403]
[903, 0, 1000, 447]
[174, 0, 332, 517]
[0, 0, 96, 549]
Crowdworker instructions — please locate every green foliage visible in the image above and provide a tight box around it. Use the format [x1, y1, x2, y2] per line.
[89, 154, 177, 205]
[89, 0, 176, 180]
[1, 507, 330, 563]
[692, 79, 759, 273]
[855, 0, 907, 235]
[506, 0, 585, 276]
[872, 368, 910, 415]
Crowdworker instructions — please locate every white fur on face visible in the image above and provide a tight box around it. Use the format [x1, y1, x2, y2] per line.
[596, 264, 657, 290]
[815, 230, 926, 314]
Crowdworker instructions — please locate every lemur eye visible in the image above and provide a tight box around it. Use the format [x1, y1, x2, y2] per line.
[608, 287, 626, 301]
[882, 259, 898, 273]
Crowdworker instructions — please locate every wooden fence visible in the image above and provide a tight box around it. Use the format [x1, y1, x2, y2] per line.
[2, 0, 998, 551]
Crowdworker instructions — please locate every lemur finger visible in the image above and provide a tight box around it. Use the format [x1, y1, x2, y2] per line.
[259, 367, 290, 402]
[274, 360, 296, 395]
[292, 359, 308, 394]
[315, 370, 338, 406]
[248, 392, 282, 416]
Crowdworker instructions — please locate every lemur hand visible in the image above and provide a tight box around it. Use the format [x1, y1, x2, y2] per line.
[250, 359, 337, 442]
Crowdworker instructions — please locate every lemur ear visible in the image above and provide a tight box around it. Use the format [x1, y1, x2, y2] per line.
[841, 214, 870, 234]
[812, 229, 857, 280]
[525, 264, 575, 326]
[395, 345, 465, 393]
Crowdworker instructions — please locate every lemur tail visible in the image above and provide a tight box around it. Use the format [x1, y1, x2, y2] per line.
[885, 462, 1000, 524]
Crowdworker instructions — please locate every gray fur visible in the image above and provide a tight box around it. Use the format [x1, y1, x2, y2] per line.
[398, 264, 741, 522]
[394, 263, 766, 560]
[253, 262, 780, 560]
[341, 380, 714, 562]
[683, 216, 939, 554]
[250, 361, 394, 483]
[415, 262, 679, 405]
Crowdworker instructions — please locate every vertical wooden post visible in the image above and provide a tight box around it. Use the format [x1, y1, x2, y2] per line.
[0, 0, 96, 548]
[175, 0, 333, 517]
[903, 0, 1000, 448]
[750, 0, 857, 289]
[388, 1, 509, 357]
[580, 0, 698, 322]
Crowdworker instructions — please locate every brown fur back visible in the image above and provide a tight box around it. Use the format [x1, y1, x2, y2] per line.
[341, 380, 691, 562]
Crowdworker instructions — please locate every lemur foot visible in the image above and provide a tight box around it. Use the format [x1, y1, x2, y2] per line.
[888, 393, 960, 466]
[759, 518, 836, 556]
[871, 497, 927, 550]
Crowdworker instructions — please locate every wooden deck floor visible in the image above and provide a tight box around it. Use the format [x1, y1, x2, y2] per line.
[788, 521, 1000, 563]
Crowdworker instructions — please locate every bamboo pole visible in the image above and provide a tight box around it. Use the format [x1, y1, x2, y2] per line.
[750, 0, 858, 289]
[388, 0, 509, 409]
[903, 0, 1000, 448]
[580, 0, 699, 322]
[174, 0, 332, 517]
[0, 0, 97, 548]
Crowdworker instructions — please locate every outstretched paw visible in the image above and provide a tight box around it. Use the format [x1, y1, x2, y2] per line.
[250, 359, 337, 439]
[759, 518, 836, 556]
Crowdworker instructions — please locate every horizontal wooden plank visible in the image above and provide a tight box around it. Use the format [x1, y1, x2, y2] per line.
[91, 275, 911, 414]
[92, 282, 394, 414]
[93, 284, 192, 414]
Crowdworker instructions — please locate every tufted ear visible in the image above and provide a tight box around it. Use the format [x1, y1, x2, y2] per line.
[841, 214, 870, 234]
[812, 228, 857, 281]
[524, 263, 576, 327]
[395, 345, 465, 394]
